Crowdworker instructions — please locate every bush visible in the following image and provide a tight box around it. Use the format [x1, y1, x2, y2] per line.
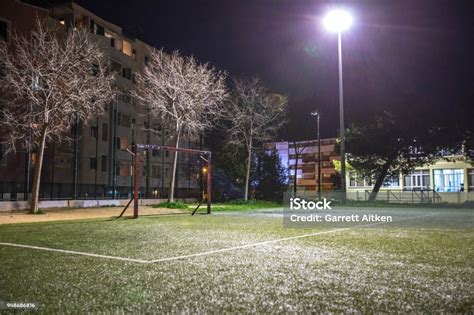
[152, 202, 189, 209]
[225, 199, 256, 205]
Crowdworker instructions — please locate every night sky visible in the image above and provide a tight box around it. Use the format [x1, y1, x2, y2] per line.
[71, 0, 474, 141]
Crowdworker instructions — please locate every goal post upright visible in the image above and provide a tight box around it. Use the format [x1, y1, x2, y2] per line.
[207, 153, 212, 214]
[133, 145, 139, 219]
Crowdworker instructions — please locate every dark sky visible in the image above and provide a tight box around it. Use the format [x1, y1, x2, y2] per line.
[72, 0, 474, 141]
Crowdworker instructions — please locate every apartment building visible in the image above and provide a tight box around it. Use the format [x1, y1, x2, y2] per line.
[268, 138, 341, 192]
[0, 0, 202, 201]
[0, 0, 49, 201]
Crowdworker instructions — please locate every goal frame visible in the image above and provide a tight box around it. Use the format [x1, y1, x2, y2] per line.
[118, 143, 212, 219]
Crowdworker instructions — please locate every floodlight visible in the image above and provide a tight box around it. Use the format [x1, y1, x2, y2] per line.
[323, 9, 353, 33]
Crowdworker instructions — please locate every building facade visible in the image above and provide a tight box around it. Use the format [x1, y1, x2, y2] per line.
[346, 157, 474, 203]
[0, 0, 203, 201]
[268, 138, 341, 192]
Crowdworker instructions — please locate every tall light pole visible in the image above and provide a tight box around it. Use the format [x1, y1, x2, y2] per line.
[311, 111, 321, 198]
[323, 9, 352, 201]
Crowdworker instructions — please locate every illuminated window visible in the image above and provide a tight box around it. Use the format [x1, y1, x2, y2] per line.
[433, 169, 464, 192]
[404, 170, 430, 191]
[348, 171, 372, 188]
[382, 176, 400, 187]
[122, 40, 133, 57]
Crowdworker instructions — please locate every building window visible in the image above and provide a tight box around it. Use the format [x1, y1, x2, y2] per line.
[404, 170, 430, 191]
[54, 156, 71, 169]
[0, 20, 9, 42]
[90, 21, 104, 36]
[122, 40, 133, 57]
[116, 137, 121, 150]
[101, 155, 107, 172]
[117, 112, 131, 127]
[152, 149, 160, 157]
[382, 176, 400, 188]
[122, 67, 132, 80]
[468, 169, 474, 192]
[152, 165, 160, 178]
[433, 169, 464, 192]
[0, 143, 6, 166]
[90, 126, 98, 138]
[119, 90, 132, 103]
[110, 61, 121, 74]
[90, 157, 97, 170]
[102, 123, 108, 141]
[348, 171, 372, 188]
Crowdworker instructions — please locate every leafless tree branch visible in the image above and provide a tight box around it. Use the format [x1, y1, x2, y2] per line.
[0, 18, 116, 213]
[133, 48, 227, 201]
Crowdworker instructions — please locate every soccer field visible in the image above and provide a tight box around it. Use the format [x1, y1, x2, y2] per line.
[0, 207, 473, 313]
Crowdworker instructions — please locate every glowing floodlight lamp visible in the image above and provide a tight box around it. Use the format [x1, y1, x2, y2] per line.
[323, 9, 353, 33]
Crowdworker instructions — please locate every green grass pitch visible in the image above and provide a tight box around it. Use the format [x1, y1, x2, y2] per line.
[0, 207, 472, 313]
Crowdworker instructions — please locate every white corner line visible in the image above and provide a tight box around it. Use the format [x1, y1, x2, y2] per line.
[0, 212, 439, 264]
[0, 242, 151, 264]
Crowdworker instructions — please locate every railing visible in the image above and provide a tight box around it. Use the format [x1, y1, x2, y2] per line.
[360, 189, 443, 204]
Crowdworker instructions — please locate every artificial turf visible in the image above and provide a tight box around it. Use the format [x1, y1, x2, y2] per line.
[0, 207, 472, 313]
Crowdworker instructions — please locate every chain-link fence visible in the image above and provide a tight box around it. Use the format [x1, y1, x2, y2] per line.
[0, 148, 204, 201]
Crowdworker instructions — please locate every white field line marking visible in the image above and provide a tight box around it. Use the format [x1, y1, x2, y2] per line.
[0, 212, 439, 264]
[0, 242, 150, 264]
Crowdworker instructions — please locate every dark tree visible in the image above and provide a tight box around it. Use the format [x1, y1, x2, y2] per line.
[345, 111, 463, 201]
[253, 149, 288, 201]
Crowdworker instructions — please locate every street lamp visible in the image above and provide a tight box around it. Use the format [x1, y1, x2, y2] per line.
[323, 9, 352, 201]
[310, 111, 321, 198]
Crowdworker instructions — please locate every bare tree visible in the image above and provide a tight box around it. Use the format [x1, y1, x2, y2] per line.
[225, 77, 287, 200]
[0, 19, 115, 213]
[134, 49, 227, 202]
